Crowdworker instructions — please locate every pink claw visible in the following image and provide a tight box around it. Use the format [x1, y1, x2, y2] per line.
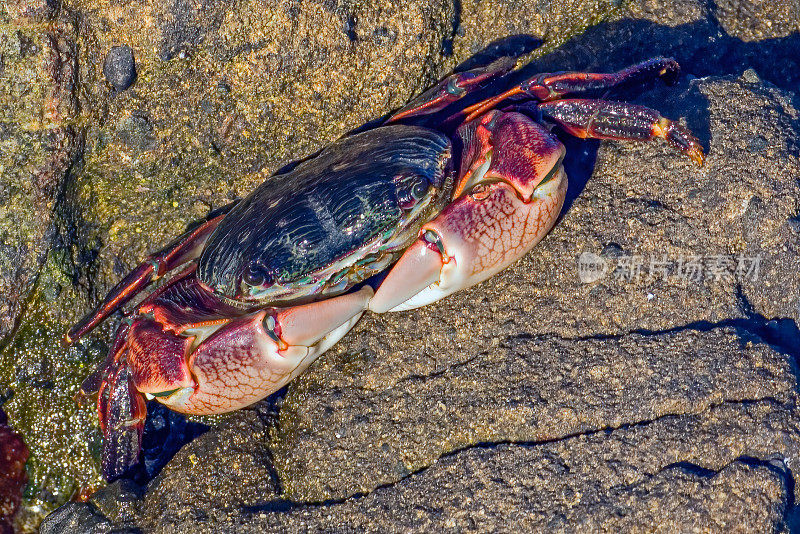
[371, 111, 568, 313]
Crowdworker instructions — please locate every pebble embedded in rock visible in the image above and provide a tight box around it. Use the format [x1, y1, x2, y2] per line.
[103, 45, 136, 91]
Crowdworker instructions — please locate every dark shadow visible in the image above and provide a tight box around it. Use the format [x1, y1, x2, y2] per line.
[524, 18, 800, 93]
[123, 401, 209, 485]
[440, 0, 462, 57]
[450, 15, 800, 211]
[561, 136, 600, 214]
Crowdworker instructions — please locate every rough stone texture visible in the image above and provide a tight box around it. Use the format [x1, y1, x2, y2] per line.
[0, 4, 105, 530]
[137, 401, 798, 532]
[38, 502, 112, 534]
[0, 3, 82, 342]
[538, 0, 800, 102]
[0, 0, 622, 528]
[528, 75, 800, 330]
[3, 0, 800, 531]
[713, 0, 800, 41]
[267, 327, 795, 501]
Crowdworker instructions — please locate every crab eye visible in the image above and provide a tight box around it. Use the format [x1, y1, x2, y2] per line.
[242, 263, 273, 288]
[411, 178, 428, 199]
[396, 174, 429, 210]
[446, 76, 466, 97]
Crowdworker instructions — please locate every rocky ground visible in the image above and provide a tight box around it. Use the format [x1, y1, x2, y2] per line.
[0, 0, 798, 531]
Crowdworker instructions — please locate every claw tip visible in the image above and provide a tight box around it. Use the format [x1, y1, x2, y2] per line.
[62, 332, 74, 347]
[690, 147, 706, 167]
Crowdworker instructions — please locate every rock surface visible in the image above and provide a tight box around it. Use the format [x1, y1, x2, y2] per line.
[0, 0, 621, 527]
[142, 402, 798, 533]
[1, 0, 799, 531]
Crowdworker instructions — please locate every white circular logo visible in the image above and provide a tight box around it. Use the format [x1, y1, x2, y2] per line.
[577, 252, 608, 283]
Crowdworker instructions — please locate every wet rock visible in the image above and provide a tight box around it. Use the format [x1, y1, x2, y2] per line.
[4, 0, 58, 22]
[0, 3, 81, 342]
[137, 406, 278, 522]
[267, 326, 797, 501]
[39, 480, 144, 534]
[135, 402, 797, 532]
[87, 479, 143, 524]
[712, 0, 800, 41]
[537, 0, 800, 97]
[38, 502, 112, 534]
[450, 0, 619, 62]
[0, 5, 98, 529]
[102, 45, 136, 91]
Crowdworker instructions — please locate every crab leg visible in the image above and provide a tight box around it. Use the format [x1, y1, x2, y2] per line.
[538, 99, 705, 166]
[370, 111, 567, 312]
[388, 56, 516, 122]
[463, 57, 680, 121]
[65, 209, 234, 344]
[98, 354, 146, 480]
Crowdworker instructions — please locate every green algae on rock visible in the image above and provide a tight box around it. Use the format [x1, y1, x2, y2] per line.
[0, 253, 104, 532]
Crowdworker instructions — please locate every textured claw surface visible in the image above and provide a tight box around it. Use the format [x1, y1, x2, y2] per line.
[539, 99, 705, 166]
[126, 318, 196, 395]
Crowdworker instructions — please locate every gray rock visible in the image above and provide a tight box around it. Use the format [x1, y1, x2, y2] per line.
[136, 402, 797, 532]
[102, 45, 136, 91]
[88, 479, 143, 524]
[262, 326, 797, 502]
[39, 502, 112, 534]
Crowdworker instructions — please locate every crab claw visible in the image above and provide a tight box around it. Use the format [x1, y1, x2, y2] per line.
[93, 278, 372, 479]
[154, 286, 372, 415]
[95, 316, 190, 480]
[370, 111, 567, 313]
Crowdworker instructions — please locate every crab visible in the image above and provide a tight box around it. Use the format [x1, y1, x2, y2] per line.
[65, 57, 704, 480]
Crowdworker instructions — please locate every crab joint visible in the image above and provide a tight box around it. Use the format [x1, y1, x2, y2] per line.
[446, 77, 466, 97]
[263, 315, 289, 352]
[423, 229, 448, 259]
